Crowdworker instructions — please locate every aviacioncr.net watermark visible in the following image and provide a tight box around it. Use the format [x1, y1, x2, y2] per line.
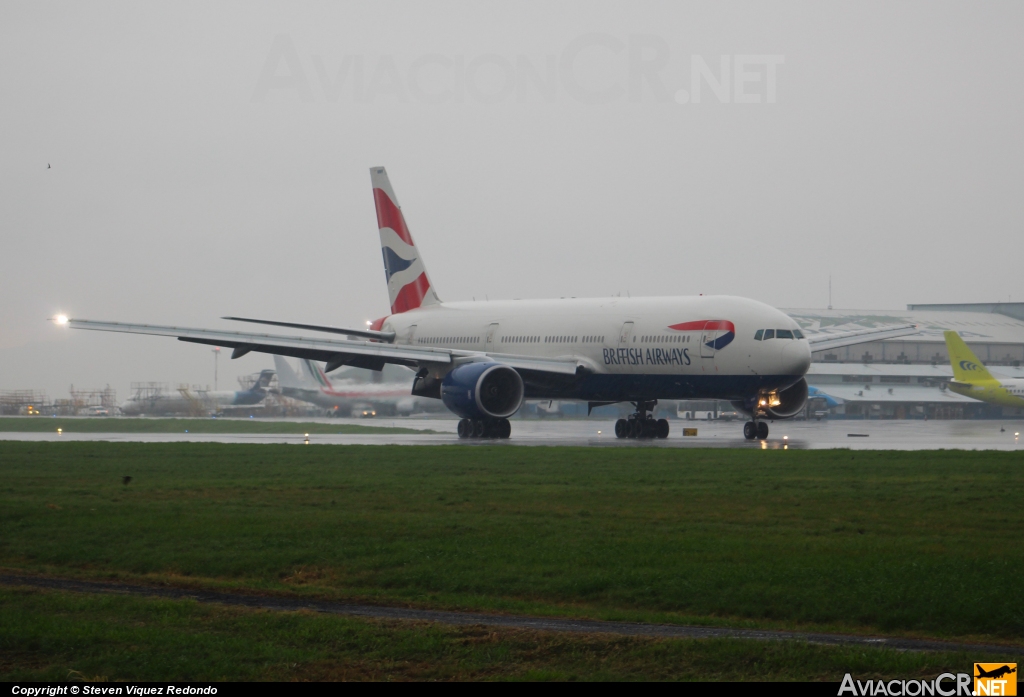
[251, 33, 783, 106]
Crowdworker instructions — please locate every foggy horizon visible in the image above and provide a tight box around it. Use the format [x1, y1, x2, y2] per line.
[3, 2, 1022, 399]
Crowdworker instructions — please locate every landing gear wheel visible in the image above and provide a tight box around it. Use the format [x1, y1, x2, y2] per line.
[743, 421, 757, 440]
[614, 419, 628, 439]
[628, 419, 641, 439]
[756, 421, 769, 440]
[497, 418, 511, 439]
[457, 419, 472, 439]
[472, 420, 486, 438]
[617, 400, 660, 440]
[642, 419, 655, 438]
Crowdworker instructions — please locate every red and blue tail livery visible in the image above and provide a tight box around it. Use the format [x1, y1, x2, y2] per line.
[371, 167, 441, 314]
[668, 320, 736, 350]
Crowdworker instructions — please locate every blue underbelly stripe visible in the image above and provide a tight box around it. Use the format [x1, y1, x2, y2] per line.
[524, 374, 805, 402]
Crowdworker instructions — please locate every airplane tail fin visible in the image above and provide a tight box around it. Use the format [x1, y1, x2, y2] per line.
[371, 167, 441, 314]
[300, 359, 334, 390]
[273, 356, 304, 389]
[254, 369, 275, 390]
[944, 331, 995, 382]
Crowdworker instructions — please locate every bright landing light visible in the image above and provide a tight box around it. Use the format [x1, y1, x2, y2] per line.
[55, 314, 69, 325]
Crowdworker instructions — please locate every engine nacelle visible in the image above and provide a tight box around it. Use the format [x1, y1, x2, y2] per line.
[440, 362, 524, 420]
[732, 378, 808, 420]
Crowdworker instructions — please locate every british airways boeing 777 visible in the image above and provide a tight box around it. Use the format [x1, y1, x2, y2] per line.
[62, 168, 916, 440]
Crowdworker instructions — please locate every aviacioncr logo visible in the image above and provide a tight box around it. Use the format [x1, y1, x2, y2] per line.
[959, 360, 982, 371]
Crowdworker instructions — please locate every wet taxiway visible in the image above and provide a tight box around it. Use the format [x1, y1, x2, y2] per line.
[3, 417, 1024, 450]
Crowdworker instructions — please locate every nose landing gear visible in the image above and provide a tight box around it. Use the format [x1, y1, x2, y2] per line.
[457, 418, 512, 439]
[614, 401, 670, 439]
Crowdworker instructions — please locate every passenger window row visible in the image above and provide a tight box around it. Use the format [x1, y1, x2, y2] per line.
[505, 335, 607, 344]
[640, 335, 690, 343]
[418, 334, 614, 346]
[753, 329, 804, 341]
[417, 336, 480, 345]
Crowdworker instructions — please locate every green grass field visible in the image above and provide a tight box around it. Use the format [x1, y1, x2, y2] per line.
[0, 417, 430, 434]
[1, 442, 1022, 679]
[0, 586, 996, 682]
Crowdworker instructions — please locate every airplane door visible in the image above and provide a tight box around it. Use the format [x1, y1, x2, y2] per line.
[485, 323, 499, 351]
[404, 324, 417, 345]
[700, 321, 718, 359]
[617, 321, 636, 372]
[618, 321, 634, 346]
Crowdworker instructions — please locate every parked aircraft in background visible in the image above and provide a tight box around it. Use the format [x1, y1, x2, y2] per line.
[64, 167, 917, 440]
[806, 385, 843, 408]
[273, 355, 443, 417]
[119, 369, 275, 416]
[944, 331, 1024, 407]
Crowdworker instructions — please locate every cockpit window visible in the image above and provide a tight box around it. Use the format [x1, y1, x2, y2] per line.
[776, 329, 794, 339]
[754, 329, 764, 341]
[793, 329, 804, 339]
[763, 329, 775, 340]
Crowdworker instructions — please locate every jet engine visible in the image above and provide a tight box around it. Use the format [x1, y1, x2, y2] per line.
[732, 377, 808, 420]
[440, 362, 524, 420]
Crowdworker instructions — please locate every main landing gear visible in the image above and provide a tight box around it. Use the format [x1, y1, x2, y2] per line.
[457, 417, 512, 439]
[614, 401, 670, 439]
[743, 420, 769, 440]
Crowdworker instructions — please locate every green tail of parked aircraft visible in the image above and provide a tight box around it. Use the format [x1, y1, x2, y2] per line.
[944, 330, 1024, 407]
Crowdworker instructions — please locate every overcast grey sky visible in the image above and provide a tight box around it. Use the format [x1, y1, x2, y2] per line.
[3, 2, 1023, 398]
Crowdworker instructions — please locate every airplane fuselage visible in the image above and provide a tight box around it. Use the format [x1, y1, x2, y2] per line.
[119, 389, 265, 415]
[948, 378, 1024, 408]
[279, 382, 441, 415]
[379, 295, 812, 403]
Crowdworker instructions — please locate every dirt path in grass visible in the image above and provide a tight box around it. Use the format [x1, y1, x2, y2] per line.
[2, 573, 1020, 656]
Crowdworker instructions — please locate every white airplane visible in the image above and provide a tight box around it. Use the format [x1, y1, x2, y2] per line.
[62, 167, 916, 440]
[274, 355, 443, 417]
[119, 369, 275, 416]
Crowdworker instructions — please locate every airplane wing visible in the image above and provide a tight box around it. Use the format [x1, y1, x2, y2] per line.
[66, 320, 582, 376]
[804, 324, 918, 352]
[221, 316, 396, 342]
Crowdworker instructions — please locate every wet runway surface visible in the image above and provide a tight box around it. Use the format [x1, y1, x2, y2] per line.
[3, 417, 1024, 450]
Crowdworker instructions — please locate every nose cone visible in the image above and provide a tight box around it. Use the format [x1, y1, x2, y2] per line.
[783, 340, 812, 376]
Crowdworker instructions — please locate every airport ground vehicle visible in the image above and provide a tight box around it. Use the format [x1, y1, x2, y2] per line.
[63, 169, 915, 440]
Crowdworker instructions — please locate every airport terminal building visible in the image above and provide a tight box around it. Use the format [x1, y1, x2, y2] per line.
[787, 302, 1024, 419]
